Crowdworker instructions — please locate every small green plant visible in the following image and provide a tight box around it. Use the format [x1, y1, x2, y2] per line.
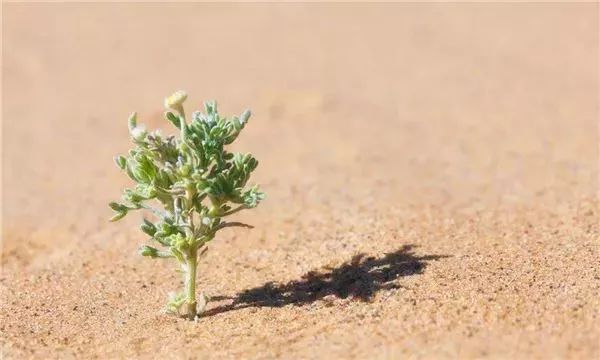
[109, 91, 264, 319]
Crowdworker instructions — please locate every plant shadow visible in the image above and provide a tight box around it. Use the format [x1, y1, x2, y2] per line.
[204, 244, 449, 317]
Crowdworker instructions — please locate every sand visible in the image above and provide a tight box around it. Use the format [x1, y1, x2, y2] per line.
[1, 3, 599, 359]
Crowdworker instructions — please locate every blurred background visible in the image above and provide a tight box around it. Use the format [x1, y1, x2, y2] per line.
[4, 3, 597, 226]
[2, 3, 598, 358]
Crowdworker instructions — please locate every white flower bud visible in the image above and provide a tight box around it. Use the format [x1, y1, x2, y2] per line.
[164, 90, 188, 110]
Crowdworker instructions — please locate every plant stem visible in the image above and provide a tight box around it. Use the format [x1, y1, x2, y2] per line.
[221, 204, 248, 217]
[185, 247, 198, 319]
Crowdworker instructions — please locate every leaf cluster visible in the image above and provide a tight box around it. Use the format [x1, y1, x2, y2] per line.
[110, 99, 264, 260]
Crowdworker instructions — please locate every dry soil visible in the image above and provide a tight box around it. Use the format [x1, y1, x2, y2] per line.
[2, 3, 599, 359]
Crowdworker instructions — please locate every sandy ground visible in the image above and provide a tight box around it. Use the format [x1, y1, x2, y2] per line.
[2, 3, 599, 359]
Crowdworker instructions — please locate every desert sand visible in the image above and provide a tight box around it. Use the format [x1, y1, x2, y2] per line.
[2, 3, 598, 359]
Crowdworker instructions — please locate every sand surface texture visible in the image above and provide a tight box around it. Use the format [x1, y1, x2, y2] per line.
[2, 4, 599, 359]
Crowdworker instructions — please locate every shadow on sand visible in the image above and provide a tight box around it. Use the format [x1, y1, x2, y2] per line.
[204, 244, 449, 317]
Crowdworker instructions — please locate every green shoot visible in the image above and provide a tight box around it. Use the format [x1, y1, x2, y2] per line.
[109, 91, 264, 319]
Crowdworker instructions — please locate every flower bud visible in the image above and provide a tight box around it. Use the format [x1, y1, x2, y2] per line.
[164, 90, 187, 114]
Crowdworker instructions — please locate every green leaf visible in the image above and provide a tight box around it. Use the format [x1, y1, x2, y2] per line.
[204, 100, 217, 115]
[125, 162, 138, 182]
[135, 155, 157, 180]
[136, 184, 157, 199]
[166, 291, 186, 313]
[109, 202, 127, 212]
[165, 111, 182, 129]
[141, 219, 157, 237]
[128, 112, 137, 131]
[139, 245, 159, 257]
[123, 189, 144, 205]
[114, 155, 127, 170]
[109, 210, 127, 222]
[170, 247, 185, 263]
[243, 187, 265, 208]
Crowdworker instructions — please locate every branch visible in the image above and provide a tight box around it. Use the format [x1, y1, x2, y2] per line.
[155, 251, 174, 258]
[213, 222, 254, 232]
[197, 246, 209, 259]
[221, 204, 249, 217]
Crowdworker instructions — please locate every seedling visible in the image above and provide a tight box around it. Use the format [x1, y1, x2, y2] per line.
[109, 91, 264, 319]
